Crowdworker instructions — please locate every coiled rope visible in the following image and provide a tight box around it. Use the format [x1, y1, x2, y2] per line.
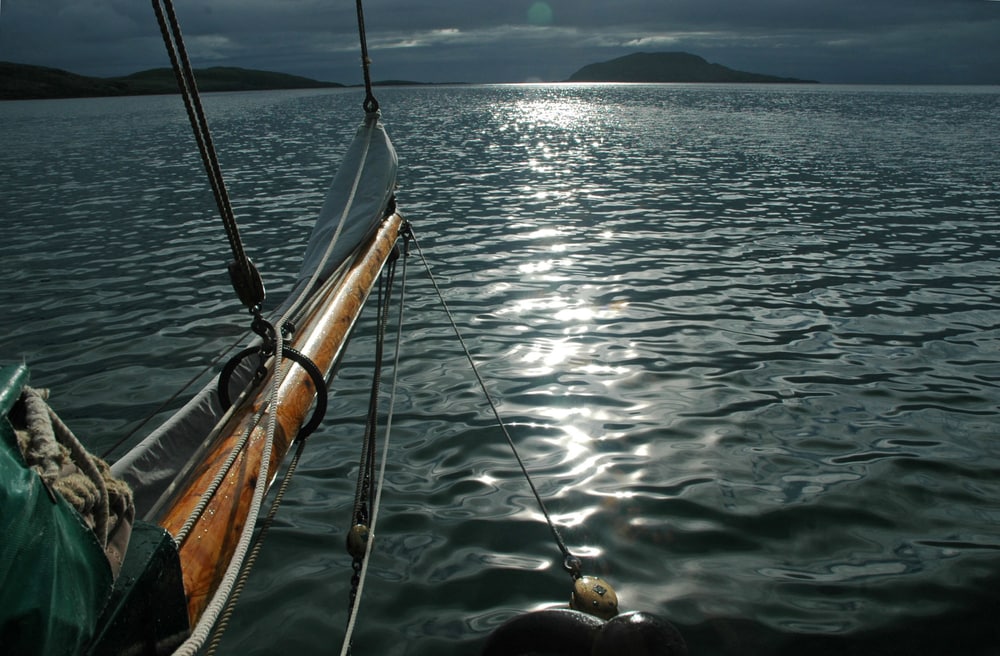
[15, 386, 135, 576]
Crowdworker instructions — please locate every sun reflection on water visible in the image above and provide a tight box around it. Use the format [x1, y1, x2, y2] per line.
[479, 106, 650, 542]
[517, 259, 554, 274]
[513, 338, 581, 374]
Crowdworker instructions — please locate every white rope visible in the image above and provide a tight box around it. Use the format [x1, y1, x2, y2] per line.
[171, 334, 283, 656]
[339, 246, 407, 655]
[173, 407, 263, 546]
[171, 112, 381, 656]
[45, 404, 112, 546]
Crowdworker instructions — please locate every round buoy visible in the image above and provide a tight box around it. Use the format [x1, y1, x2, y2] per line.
[346, 523, 369, 559]
[570, 576, 619, 620]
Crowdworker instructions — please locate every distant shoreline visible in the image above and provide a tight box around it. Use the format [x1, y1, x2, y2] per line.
[7, 53, 996, 101]
[1, 53, 823, 101]
[0, 62, 462, 101]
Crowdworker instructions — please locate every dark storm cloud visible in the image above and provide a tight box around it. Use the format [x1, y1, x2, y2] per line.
[1, 0, 998, 84]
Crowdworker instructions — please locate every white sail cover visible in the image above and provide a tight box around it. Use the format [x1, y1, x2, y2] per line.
[297, 111, 398, 286]
[112, 112, 398, 519]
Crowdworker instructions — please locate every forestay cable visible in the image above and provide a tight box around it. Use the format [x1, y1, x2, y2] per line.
[407, 229, 583, 578]
[355, 0, 380, 114]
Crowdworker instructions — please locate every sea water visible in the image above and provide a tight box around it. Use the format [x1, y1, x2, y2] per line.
[1, 84, 999, 655]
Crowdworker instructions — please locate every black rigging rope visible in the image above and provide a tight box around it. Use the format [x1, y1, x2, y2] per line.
[151, 0, 265, 312]
[347, 249, 398, 614]
[355, 0, 380, 114]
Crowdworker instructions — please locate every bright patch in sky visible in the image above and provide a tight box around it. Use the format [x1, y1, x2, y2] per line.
[527, 2, 554, 26]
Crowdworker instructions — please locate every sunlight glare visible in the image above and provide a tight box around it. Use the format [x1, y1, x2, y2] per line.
[517, 259, 554, 274]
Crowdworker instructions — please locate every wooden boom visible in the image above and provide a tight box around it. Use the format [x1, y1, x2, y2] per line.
[156, 212, 403, 625]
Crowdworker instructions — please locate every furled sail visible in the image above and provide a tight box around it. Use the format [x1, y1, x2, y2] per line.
[112, 111, 398, 520]
[297, 112, 397, 287]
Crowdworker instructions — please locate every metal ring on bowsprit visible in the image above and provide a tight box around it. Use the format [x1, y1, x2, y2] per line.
[217, 345, 328, 440]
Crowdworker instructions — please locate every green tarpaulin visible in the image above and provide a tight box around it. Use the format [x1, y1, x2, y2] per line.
[0, 364, 112, 655]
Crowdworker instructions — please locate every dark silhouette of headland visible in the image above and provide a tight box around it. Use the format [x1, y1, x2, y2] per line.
[567, 52, 817, 83]
[0, 62, 343, 100]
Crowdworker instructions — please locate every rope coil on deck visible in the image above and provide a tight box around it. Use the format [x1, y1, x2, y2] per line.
[13, 386, 135, 578]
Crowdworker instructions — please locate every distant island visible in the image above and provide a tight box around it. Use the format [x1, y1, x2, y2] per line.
[567, 52, 817, 84]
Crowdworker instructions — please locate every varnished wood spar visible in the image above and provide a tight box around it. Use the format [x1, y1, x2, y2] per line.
[156, 212, 403, 625]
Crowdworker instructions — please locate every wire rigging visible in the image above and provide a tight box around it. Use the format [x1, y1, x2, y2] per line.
[407, 230, 583, 579]
[355, 0, 380, 114]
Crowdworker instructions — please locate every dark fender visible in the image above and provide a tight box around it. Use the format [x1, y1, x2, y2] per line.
[482, 609, 688, 656]
[482, 609, 603, 655]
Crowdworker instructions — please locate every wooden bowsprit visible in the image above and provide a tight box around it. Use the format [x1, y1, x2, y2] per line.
[156, 212, 403, 626]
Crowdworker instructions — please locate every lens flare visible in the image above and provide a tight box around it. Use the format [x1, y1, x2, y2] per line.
[527, 2, 554, 26]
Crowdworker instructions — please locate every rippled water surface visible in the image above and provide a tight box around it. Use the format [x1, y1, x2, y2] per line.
[2, 84, 1000, 655]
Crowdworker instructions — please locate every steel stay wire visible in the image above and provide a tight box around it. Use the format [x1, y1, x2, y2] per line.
[355, 0, 380, 114]
[407, 228, 583, 578]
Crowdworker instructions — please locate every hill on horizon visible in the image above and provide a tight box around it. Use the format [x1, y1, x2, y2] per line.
[567, 52, 818, 84]
[0, 62, 343, 100]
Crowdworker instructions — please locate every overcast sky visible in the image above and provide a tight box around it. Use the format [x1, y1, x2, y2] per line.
[2, 0, 999, 85]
